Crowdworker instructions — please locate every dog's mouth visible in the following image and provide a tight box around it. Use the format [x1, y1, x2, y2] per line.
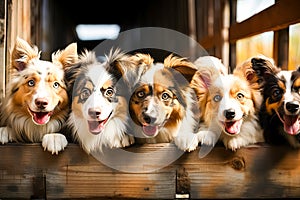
[142, 124, 159, 137]
[28, 108, 53, 125]
[87, 112, 112, 135]
[221, 119, 243, 135]
[276, 110, 300, 135]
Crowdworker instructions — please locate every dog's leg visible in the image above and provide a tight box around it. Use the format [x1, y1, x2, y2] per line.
[42, 133, 68, 154]
[0, 127, 14, 144]
[174, 130, 200, 152]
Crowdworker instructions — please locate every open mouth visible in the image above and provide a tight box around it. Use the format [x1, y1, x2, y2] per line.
[28, 108, 53, 125]
[87, 112, 112, 135]
[221, 119, 243, 135]
[142, 124, 159, 137]
[276, 110, 300, 135]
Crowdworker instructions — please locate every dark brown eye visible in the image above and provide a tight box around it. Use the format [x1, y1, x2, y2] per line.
[237, 92, 244, 100]
[53, 81, 60, 89]
[161, 92, 171, 100]
[104, 88, 114, 97]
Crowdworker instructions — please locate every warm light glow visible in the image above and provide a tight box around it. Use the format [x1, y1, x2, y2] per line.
[76, 24, 120, 41]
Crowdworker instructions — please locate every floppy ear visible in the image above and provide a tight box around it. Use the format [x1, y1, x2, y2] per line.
[11, 37, 40, 72]
[52, 42, 78, 69]
[164, 54, 197, 83]
[251, 57, 280, 80]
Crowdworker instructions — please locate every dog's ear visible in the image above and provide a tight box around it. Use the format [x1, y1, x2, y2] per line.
[11, 37, 40, 72]
[52, 42, 78, 69]
[251, 56, 280, 80]
[164, 54, 197, 83]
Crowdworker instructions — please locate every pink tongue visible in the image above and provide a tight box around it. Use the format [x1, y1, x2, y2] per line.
[225, 120, 242, 135]
[33, 112, 50, 125]
[142, 125, 158, 136]
[88, 121, 105, 135]
[283, 115, 299, 135]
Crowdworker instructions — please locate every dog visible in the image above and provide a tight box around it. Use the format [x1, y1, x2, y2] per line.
[66, 49, 143, 154]
[191, 56, 264, 151]
[128, 54, 200, 151]
[0, 37, 78, 154]
[251, 56, 300, 148]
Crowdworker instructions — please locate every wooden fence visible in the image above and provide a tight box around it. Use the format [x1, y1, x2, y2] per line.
[1, 142, 300, 199]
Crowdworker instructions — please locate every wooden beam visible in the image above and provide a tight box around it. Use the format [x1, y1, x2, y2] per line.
[1, 143, 300, 199]
[229, 0, 300, 43]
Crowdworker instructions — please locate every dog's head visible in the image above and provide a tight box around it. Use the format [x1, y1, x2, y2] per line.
[129, 55, 194, 138]
[8, 37, 78, 125]
[191, 57, 256, 136]
[252, 57, 300, 135]
[210, 74, 255, 136]
[70, 49, 134, 135]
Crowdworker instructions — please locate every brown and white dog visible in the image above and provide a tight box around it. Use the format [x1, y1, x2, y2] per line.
[251, 56, 300, 148]
[191, 56, 264, 151]
[66, 49, 139, 154]
[128, 54, 200, 151]
[0, 37, 78, 154]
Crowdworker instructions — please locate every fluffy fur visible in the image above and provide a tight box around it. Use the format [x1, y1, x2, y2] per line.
[191, 56, 264, 151]
[128, 54, 200, 151]
[66, 49, 139, 154]
[0, 37, 78, 154]
[252, 56, 300, 148]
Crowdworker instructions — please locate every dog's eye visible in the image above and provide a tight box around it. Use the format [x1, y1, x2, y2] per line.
[236, 93, 244, 100]
[272, 88, 282, 98]
[104, 88, 114, 97]
[28, 80, 35, 87]
[80, 88, 91, 101]
[137, 91, 145, 98]
[53, 82, 60, 89]
[161, 92, 171, 100]
[213, 94, 222, 102]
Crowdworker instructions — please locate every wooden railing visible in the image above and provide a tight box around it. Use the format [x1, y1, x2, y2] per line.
[1, 142, 300, 199]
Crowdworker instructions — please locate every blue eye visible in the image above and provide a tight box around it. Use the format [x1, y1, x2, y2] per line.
[28, 80, 35, 87]
[213, 94, 222, 102]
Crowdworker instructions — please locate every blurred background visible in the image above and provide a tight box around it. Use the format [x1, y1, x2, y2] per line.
[1, 0, 300, 98]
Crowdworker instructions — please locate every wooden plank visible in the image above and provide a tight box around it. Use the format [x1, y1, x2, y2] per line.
[1, 143, 300, 199]
[229, 0, 300, 42]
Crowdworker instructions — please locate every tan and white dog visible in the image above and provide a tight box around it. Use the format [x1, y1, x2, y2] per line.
[0, 37, 78, 154]
[191, 56, 264, 151]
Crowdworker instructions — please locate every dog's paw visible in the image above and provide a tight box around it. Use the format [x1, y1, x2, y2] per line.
[197, 130, 219, 146]
[224, 138, 245, 151]
[121, 134, 135, 147]
[0, 127, 12, 144]
[174, 133, 199, 152]
[42, 133, 68, 155]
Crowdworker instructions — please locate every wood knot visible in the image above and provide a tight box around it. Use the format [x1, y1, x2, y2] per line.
[230, 157, 245, 170]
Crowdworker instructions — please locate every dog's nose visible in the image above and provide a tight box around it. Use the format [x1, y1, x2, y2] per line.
[224, 109, 235, 120]
[88, 108, 101, 118]
[286, 101, 299, 113]
[143, 114, 156, 124]
[35, 98, 48, 109]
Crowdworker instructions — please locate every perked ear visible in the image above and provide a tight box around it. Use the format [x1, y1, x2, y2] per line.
[11, 37, 40, 72]
[52, 42, 78, 69]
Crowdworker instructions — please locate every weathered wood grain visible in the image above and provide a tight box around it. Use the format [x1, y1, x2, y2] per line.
[1, 143, 300, 199]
